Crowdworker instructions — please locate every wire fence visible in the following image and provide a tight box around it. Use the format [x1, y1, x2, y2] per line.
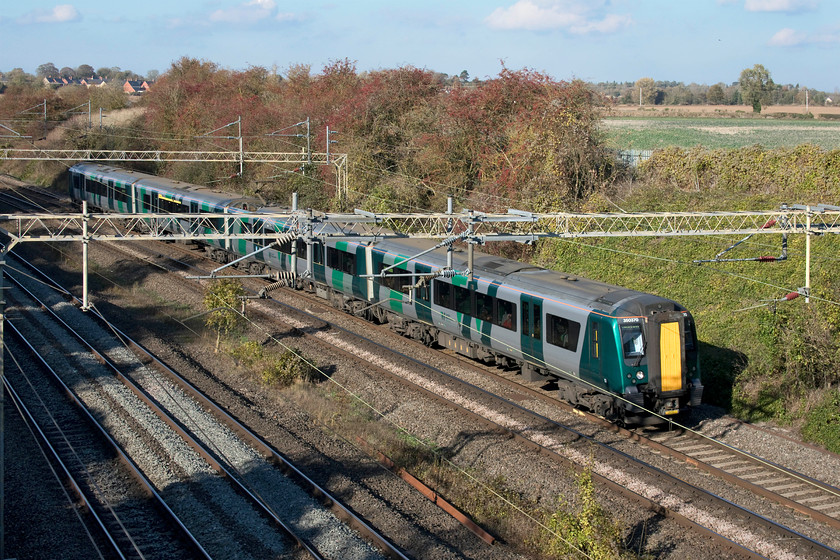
[613, 149, 653, 167]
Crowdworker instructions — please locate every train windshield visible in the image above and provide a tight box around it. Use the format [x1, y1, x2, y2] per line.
[620, 324, 645, 359]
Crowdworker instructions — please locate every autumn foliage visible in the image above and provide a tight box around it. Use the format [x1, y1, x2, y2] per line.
[136, 57, 617, 212]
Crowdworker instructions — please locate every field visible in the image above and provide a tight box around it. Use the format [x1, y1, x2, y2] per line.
[603, 105, 840, 150]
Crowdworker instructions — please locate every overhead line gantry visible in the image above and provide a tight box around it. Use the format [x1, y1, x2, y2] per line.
[1, 203, 837, 304]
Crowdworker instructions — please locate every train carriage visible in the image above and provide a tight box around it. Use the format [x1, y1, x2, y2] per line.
[68, 162, 703, 425]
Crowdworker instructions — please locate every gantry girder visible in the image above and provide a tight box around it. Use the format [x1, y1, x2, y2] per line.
[0, 148, 344, 165]
[1, 205, 838, 249]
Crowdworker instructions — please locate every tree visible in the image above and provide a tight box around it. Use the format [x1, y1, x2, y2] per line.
[739, 64, 774, 113]
[60, 66, 76, 79]
[708, 83, 726, 105]
[635, 77, 658, 105]
[36, 62, 59, 78]
[76, 64, 95, 78]
[203, 279, 247, 352]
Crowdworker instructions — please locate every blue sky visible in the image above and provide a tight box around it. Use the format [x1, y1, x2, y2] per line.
[2, 0, 838, 92]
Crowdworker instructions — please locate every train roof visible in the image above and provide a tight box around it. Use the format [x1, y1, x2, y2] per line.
[69, 162, 261, 209]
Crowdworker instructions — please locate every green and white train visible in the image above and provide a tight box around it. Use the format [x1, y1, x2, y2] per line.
[70, 162, 703, 424]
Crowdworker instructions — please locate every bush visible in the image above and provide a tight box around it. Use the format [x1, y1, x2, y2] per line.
[638, 145, 840, 200]
[260, 347, 319, 387]
[538, 464, 629, 560]
[801, 390, 840, 453]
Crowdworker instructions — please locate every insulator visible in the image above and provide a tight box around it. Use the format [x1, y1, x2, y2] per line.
[273, 232, 296, 246]
[436, 269, 458, 278]
[784, 292, 800, 301]
[258, 271, 296, 298]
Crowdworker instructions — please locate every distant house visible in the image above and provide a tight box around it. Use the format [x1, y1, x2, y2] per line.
[123, 79, 152, 94]
[43, 76, 64, 87]
[80, 77, 108, 88]
[827, 97, 833, 105]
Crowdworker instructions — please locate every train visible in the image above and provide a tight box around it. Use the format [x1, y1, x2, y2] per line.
[68, 162, 703, 425]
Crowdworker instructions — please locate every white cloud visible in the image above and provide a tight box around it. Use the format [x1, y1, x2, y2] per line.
[769, 25, 840, 47]
[768, 27, 806, 45]
[485, 0, 631, 34]
[745, 0, 817, 13]
[570, 13, 633, 34]
[18, 4, 80, 24]
[209, 0, 277, 24]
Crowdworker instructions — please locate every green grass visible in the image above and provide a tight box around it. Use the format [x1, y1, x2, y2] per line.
[603, 117, 840, 150]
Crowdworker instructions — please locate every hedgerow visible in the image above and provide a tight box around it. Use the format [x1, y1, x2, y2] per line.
[638, 145, 840, 201]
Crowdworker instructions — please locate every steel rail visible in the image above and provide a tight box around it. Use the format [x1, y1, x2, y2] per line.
[4, 320, 211, 560]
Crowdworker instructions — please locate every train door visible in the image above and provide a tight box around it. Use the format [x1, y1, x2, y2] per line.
[647, 311, 687, 396]
[520, 293, 544, 366]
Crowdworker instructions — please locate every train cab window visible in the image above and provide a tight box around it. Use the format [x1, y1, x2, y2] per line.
[620, 324, 645, 359]
[547, 314, 580, 352]
[496, 299, 516, 331]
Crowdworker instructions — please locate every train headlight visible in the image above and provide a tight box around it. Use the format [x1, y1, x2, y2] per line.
[635, 371, 644, 380]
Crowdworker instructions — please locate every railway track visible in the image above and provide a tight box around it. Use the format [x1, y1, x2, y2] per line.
[4, 252, 402, 560]
[4, 326, 206, 560]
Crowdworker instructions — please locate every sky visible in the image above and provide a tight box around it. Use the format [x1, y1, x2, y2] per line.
[1, 0, 839, 92]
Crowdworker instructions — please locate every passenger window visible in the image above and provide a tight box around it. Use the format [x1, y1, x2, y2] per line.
[496, 299, 516, 331]
[532, 303, 541, 339]
[475, 292, 493, 322]
[327, 247, 355, 275]
[434, 280, 453, 308]
[378, 262, 411, 293]
[453, 285, 471, 315]
[546, 314, 581, 352]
